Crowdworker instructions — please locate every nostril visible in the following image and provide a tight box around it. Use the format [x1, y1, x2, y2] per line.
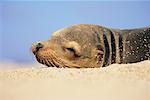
[36, 42, 44, 51]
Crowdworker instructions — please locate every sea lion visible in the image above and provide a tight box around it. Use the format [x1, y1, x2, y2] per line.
[31, 24, 150, 68]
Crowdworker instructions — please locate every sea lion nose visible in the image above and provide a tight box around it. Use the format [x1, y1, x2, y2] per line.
[32, 42, 44, 55]
[36, 42, 44, 51]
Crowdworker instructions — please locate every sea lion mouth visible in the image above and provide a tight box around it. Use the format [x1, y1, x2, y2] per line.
[36, 56, 58, 67]
[34, 48, 79, 68]
[35, 49, 60, 67]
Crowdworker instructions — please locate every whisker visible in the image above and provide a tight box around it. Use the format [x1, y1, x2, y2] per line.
[47, 60, 54, 67]
[35, 49, 72, 68]
[52, 59, 60, 68]
[40, 59, 43, 64]
[45, 59, 51, 67]
[36, 56, 40, 63]
[49, 58, 56, 67]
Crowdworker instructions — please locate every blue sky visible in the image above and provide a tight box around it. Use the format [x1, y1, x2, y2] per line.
[0, 1, 150, 63]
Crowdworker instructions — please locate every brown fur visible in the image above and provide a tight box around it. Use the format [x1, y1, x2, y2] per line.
[32, 24, 150, 68]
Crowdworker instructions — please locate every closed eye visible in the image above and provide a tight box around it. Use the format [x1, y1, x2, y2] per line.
[65, 47, 81, 58]
[66, 48, 75, 53]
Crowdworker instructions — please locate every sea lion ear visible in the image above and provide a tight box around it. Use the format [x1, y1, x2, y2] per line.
[93, 43, 104, 65]
[96, 43, 104, 54]
[63, 41, 81, 57]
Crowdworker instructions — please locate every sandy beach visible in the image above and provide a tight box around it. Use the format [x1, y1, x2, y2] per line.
[0, 61, 150, 100]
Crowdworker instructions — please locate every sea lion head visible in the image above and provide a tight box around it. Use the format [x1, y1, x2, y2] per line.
[32, 24, 105, 68]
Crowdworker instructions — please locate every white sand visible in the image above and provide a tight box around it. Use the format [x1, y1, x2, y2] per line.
[0, 61, 150, 100]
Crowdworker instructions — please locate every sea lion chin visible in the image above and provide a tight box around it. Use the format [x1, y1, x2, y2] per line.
[32, 24, 150, 68]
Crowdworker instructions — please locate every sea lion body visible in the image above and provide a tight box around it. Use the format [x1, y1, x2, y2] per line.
[122, 28, 150, 63]
[32, 24, 150, 68]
